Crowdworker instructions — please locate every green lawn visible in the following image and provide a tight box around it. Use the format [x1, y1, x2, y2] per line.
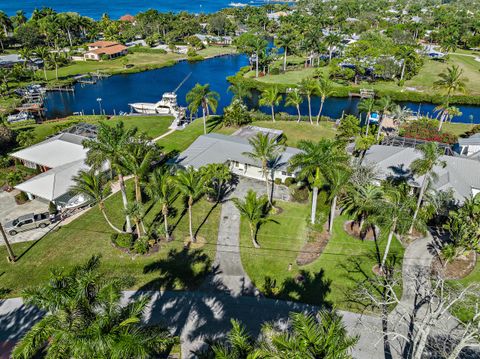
[442, 122, 477, 137]
[41, 46, 237, 81]
[14, 115, 173, 144]
[0, 181, 221, 297]
[240, 202, 404, 311]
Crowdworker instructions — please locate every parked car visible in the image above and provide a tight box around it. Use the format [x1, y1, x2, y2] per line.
[4, 213, 51, 236]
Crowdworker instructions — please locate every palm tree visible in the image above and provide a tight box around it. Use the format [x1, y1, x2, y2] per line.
[316, 76, 335, 124]
[35, 46, 50, 81]
[232, 190, 271, 248]
[289, 139, 348, 224]
[375, 96, 394, 141]
[275, 23, 298, 72]
[145, 168, 177, 241]
[71, 169, 124, 233]
[357, 97, 376, 136]
[47, 51, 61, 80]
[84, 121, 138, 232]
[409, 142, 446, 234]
[324, 33, 342, 63]
[285, 88, 304, 122]
[374, 184, 415, 271]
[0, 11, 11, 39]
[299, 77, 317, 124]
[259, 86, 282, 122]
[12, 256, 176, 358]
[262, 311, 358, 357]
[434, 65, 467, 106]
[125, 201, 145, 239]
[200, 163, 233, 202]
[0, 222, 16, 262]
[186, 83, 220, 135]
[122, 137, 157, 203]
[18, 48, 33, 70]
[342, 184, 384, 235]
[326, 167, 351, 233]
[243, 133, 285, 205]
[175, 167, 204, 243]
[251, 35, 268, 78]
[391, 105, 411, 126]
[228, 82, 252, 103]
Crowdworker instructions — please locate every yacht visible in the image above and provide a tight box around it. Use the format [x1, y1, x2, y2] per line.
[129, 92, 182, 115]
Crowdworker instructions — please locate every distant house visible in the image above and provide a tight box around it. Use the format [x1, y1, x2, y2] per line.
[119, 14, 136, 24]
[267, 11, 289, 22]
[363, 145, 480, 203]
[194, 34, 233, 46]
[457, 133, 480, 157]
[0, 54, 43, 70]
[84, 41, 128, 61]
[176, 128, 300, 182]
[9, 124, 99, 206]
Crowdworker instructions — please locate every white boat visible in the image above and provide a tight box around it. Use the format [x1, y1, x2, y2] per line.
[129, 92, 181, 115]
[7, 112, 34, 123]
[64, 193, 92, 210]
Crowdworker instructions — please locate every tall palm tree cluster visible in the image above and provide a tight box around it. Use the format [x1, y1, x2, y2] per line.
[74, 121, 233, 246]
[12, 256, 177, 358]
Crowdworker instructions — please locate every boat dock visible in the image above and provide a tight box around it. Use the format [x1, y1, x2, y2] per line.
[349, 89, 375, 99]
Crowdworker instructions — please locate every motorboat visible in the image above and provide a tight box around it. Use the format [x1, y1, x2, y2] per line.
[129, 92, 182, 115]
[7, 112, 34, 123]
[64, 193, 92, 210]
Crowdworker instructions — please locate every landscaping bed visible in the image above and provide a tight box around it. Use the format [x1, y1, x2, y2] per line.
[296, 228, 330, 266]
[343, 220, 376, 241]
[432, 251, 477, 279]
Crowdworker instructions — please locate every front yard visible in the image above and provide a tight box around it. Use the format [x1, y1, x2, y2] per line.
[239, 201, 405, 311]
[0, 181, 221, 297]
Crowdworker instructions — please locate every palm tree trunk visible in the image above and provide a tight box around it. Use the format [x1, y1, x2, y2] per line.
[100, 205, 124, 233]
[255, 51, 259, 78]
[250, 224, 260, 248]
[438, 112, 446, 131]
[134, 176, 142, 203]
[376, 114, 384, 141]
[400, 61, 406, 81]
[283, 47, 287, 72]
[0, 222, 16, 262]
[296, 104, 301, 122]
[270, 105, 275, 122]
[202, 107, 207, 135]
[329, 195, 337, 233]
[307, 96, 312, 124]
[311, 186, 319, 224]
[409, 176, 428, 234]
[0, 39, 4, 51]
[55, 64, 58, 80]
[66, 28, 73, 48]
[263, 166, 271, 205]
[381, 224, 396, 270]
[316, 98, 325, 124]
[365, 112, 371, 136]
[118, 173, 132, 232]
[188, 200, 195, 243]
[163, 208, 170, 241]
[43, 66, 48, 81]
[135, 219, 142, 238]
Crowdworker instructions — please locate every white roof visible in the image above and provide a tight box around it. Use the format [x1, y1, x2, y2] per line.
[15, 160, 89, 201]
[10, 133, 88, 168]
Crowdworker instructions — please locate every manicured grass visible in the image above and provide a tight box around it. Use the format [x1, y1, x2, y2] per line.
[41, 46, 237, 81]
[240, 202, 404, 311]
[442, 122, 477, 137]
[0, 181, 221, 297]
[14, 115, 173, 144]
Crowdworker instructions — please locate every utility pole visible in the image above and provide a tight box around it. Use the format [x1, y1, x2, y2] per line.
[0, 222, 16, 263]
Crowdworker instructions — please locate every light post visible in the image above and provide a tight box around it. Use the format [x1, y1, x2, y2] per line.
[0, 222, 16, 263]
[97, 97, 103, 115]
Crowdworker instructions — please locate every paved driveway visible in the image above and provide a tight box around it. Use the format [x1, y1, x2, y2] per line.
[0, 191, 52, 244]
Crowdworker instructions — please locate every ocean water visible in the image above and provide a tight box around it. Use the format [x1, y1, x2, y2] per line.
[1, 0, 267, 18]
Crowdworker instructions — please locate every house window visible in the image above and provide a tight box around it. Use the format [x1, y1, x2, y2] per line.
[281, 171, 287, 176]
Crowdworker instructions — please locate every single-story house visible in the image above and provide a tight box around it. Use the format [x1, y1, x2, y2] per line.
[175, 130, 301, 182]
[457, 133, 480, 157]
[84, 41, 128, 61]
[119, 14, 136, 24]
[194, 34, 233, 46]
[9, 124, 97, 206]
[0, 54, 43, 70]
[363, 145, 480, 203]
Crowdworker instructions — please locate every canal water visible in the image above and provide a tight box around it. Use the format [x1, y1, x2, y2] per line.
[45, 54, 480, 124]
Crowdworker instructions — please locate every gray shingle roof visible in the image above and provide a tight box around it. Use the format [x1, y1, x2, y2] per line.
[176, 133, 301, 171]
[364, 145, 480, 203]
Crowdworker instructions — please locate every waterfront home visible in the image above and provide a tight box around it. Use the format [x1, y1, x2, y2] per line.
[84, 41, 128, 61]
[119, 14, 136, 24]
[364, 145, 480, 203]
[194, 34, 233, 46]
[457, 133, 480, 157]
[176, 128, 300, 182]
[9, 124, 97, 207]
[0, 54, 43, 70]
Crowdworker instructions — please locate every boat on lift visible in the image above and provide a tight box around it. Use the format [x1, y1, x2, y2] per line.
[128, 73, 191, 118]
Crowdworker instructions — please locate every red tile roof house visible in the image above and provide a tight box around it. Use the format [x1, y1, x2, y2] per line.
[84, 41, 128, 61]
[120, 14, 136, 24]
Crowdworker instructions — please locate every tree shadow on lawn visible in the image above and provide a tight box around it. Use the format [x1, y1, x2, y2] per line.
[140, 247, 215, 291]
[262, 269, 333, 308]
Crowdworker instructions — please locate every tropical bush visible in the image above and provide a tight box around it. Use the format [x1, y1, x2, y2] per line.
[400, 119, 458, 144]
[290, 185, 309, 203]
[222, 98, 252, 127]
[134, 237, 150, 255]
[111, 233, 134, 249]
